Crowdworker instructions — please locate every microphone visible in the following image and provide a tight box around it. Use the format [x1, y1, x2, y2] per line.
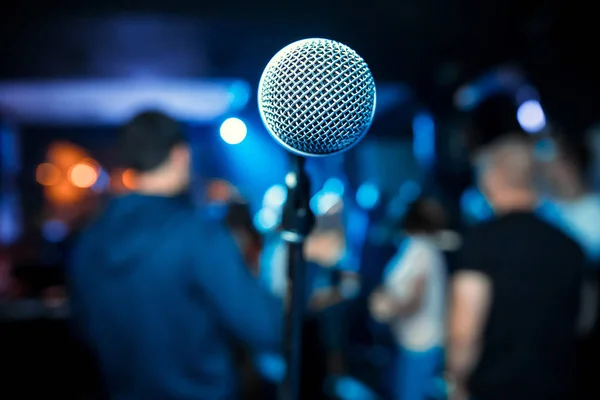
[258, 38, 376, 157]
[257, 38, 375, 400]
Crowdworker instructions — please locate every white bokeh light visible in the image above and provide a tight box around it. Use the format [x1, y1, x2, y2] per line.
[219, 117, 247, 144]
[263, 184, 287, 209]
[253, 208, 279, 231]
[517, 100, 546, 133]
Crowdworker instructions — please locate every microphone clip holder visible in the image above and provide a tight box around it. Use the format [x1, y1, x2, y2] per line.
[280, 155, 316, 242]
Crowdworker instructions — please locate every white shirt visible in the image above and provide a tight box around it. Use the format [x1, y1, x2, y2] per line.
[383, 236, 447, 351]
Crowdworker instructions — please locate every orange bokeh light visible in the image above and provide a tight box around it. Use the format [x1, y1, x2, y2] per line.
[121, 169, 137, 190]
[36, 163, 61, 186]
[47, 142, 87, 171]
[68, 163, 98, 188]
[46, 180, 82, 205]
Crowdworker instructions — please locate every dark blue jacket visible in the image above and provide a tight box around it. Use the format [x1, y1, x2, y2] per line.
[68, 194, 283, 400]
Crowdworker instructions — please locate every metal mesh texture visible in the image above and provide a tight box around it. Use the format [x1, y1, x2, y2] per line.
[258, 39, 376, 156]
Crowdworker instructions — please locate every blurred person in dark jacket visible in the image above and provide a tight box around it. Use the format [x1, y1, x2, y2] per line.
[68, 111, 283, 400]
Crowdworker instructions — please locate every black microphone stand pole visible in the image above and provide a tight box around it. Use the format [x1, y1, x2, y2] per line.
[280, 154, 315, 400]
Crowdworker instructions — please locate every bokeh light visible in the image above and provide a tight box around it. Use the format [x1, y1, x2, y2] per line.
[68, 162, 98, 188]
[47, 141, 87, 170]
[253, 207, 279, 232]
[42, 219, 69, 242]
[356, 182, 380, 209]
[45, 180, 82, 205]
[36, 163, 61, 186]
[263, 184, 287, 209]
[92, 168, 110, 192]
[220, 118, 247, 145]
[310, 191, 342, 215]
[323, 178, 345, 196]
[517, 100, 546, 133]
[121, 169, 137, 190]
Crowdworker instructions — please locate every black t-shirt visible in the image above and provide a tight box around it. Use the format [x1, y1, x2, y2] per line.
[458, 212, 585, 400]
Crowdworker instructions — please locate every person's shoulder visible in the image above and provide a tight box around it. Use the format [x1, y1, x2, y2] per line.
[468, 215, 502, 232]
[177, 205, 229, 237]
[547, 224, 585, 255]
[469, 212, 548, 237]
[410, 236, 446, 270]
[461, 218, 499, 245]
[458, 220, 502, 269]
[408, 236, 441, 257]
[187, 205, 244, 248]
[530, 214, 586, 258]
[388, 237, 438, 272]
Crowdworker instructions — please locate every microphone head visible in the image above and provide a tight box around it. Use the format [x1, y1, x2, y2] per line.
[258, 38, 376, 157]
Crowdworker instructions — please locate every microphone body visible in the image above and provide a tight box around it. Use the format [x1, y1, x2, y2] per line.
[258, 38, 376, 400]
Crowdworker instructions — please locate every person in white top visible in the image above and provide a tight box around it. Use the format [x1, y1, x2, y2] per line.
[369, 197, 447, 400]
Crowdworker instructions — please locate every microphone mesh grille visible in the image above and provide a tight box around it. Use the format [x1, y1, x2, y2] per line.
[258, 39, 376, 156]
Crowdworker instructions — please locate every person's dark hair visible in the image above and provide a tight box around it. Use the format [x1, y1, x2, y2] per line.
[399, 196, 446, 235]
[119, 111, 185, 172]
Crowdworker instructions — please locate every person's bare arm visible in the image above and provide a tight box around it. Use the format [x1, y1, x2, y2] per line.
[304, 231, 344, 267]
[447, 271, 492, 399]
[369, 273, 427, 322]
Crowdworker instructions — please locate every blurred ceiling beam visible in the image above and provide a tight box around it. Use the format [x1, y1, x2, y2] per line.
[0, 79, 251, 125]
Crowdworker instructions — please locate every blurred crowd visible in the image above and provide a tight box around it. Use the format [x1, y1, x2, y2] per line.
[215, 129, 600, 400]
[1, 113, 600, 400]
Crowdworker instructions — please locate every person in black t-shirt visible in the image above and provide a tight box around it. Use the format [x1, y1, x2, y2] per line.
[448, 135, 585, 400]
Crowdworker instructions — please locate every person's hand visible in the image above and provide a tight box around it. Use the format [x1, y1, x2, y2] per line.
[445, 373, 468, 400]
[304, 232, 343, 267]
[448, 385, 469, 400]
[368, 287, 397, 323]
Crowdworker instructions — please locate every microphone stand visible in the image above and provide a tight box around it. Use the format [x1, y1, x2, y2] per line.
[280, 154, 315, 400]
